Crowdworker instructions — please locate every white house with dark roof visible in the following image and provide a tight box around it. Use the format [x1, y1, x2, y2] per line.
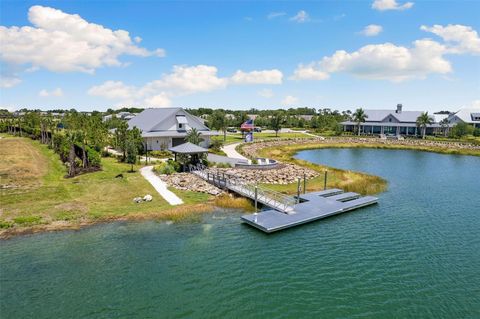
[127, 108, 219, 150]
[447, 108, 480, 128]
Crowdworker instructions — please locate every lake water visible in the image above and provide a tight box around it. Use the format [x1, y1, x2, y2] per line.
[1, 149, 479, 318]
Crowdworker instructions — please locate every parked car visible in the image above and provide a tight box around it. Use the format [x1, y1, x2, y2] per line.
[253, 127, 262, 132]
[227, 127, 237, 133]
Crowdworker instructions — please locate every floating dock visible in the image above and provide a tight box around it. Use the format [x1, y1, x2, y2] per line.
[241, 189, 378, 233]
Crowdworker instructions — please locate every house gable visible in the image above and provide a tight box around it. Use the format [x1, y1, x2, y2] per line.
[380, 114, 401, 124]
[149, 108, 210, 132]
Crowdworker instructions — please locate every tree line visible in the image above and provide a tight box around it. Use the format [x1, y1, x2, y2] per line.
[1, 111, 144, 177]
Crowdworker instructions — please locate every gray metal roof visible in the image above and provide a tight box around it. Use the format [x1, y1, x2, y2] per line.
[142, 130, 219, 138]
[169, 142, 209, 154]
[128, 108, 180, 132]
[361, 109, 426, 123]
[448, 108, 480, 124]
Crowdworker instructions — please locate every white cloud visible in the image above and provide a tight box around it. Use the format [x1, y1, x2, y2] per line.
[421, 24, 480, 55]
[293, 39, 451, 82]
[0, 76, 21, 88]
[144, 93, 171, 107]
[291, 64, 330, 80]
[230, 69, 283, 85]
[0, 5, 164, 78]
[267, 12, 286, 19]
[290, 10, 309, 23]
[258, 89, 274, 98]
[88, 81, 135, 100]
[281, 95, 299, 106]
[372, 0, 414, 11]
[143, 65, 228, 95]
[88, 64, 280, 106]
[471, 100, 480, 108]
[361, 24, 383, 37]
[39, 88, 63, 97]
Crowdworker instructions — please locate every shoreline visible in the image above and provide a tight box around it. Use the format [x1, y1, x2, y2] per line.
[3, 136, 479, 240]
[0, 194, 254, 240]
[239, 137, 480, 158]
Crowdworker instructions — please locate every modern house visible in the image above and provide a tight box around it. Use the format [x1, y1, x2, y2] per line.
[127, 108, 219, 150]
[341, 104, 446, 137]
[447, 108, 480, 128]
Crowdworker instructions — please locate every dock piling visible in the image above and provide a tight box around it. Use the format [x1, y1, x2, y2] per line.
[254, 185, 258, 213]
[303, 173, 306, 194]
[297, 178, 301, 204]
[324, 170, 328, 190]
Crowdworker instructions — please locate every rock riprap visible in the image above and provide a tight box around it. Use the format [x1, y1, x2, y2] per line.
[159, 173, 224, 196]
[208, 163, 318, 185]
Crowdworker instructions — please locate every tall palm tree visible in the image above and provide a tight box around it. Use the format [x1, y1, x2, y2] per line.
[439, 118, 449, 137]
[185, 128, 204, 145]
[66, 130, 80, 177]
[416, 112, 433, 139]
[353, 108, 368, 136]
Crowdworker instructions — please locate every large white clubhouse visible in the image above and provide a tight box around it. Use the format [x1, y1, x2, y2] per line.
[127, 108, 219, 150]
[342, 104, 480, 137]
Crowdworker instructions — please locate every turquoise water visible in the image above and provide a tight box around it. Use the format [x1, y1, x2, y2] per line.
[1, 149, 479, 318]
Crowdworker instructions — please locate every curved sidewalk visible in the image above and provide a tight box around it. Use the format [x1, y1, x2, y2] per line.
[221, 142, 248, 160]
[140, 166, 183, 205]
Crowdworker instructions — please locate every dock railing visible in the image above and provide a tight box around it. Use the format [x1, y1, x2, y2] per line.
[189, 163, 296, 214]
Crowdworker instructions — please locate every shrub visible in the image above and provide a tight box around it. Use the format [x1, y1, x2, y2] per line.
[450, 122, 474, 138]
[167, 159, 181, 172]
[210, 139, 224, 151]
[13, 215, 42, 226]
[215, 162, 232, 168]
[473, 128, 480, 137]
[0, 220, 14, 229]
[87, 147, 101, 167]
[150, 150, 173, 158]
[154, 162, 176, 175]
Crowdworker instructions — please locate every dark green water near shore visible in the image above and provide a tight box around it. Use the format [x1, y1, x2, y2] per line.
[1, 149, 479, 318]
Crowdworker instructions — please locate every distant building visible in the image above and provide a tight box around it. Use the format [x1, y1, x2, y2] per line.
[127, 108, 219, 150]
[447, 108, 480, 128]
[102, 114, 114, 122]
[296, 115, 314, 122]
[341, 104, 445, 136]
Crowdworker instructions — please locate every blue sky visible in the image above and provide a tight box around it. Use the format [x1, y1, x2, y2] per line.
[1, 0, 479, 112]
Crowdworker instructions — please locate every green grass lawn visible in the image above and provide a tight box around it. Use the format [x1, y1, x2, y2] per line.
[212, 131, 315, 144]
[0, 136, 210, 233]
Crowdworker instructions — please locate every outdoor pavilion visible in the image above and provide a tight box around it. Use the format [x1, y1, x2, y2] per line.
[169, 142, 209, 169]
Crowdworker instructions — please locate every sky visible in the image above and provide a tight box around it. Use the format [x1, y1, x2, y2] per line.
[0, 0, 479, 112]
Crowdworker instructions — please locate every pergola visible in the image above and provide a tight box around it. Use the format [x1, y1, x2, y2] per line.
[169, 142, 209, 168]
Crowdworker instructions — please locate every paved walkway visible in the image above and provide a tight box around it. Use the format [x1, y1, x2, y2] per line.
[221, 142, 248, 160]
[139, 166, 183, 205]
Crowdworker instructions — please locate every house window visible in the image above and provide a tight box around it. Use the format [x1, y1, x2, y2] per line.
[389, 118, 392, 122]
[178, 123, 183, 129]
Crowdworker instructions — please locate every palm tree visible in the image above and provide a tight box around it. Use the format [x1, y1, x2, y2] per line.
[185, 128, 204, 145]
[439, 118, 449, 137]
[416, 112, 433, 139]
[66, 130, 80, 177]
[353, 108, 368, 136]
